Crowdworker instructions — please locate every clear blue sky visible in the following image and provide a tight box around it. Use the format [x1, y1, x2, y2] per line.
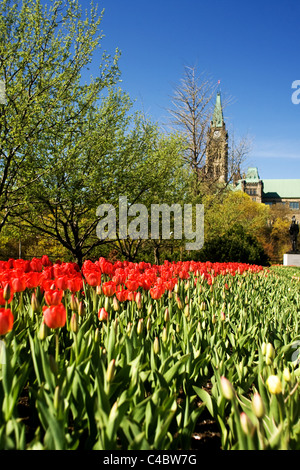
[81, 0, 300, 179]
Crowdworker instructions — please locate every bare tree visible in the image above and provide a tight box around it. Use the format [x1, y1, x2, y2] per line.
[168, 65, 217, 174]
[167, 65, 251, 198]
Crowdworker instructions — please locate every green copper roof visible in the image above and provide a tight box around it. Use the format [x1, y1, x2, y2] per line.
[232, 167, 300, 199]
[211, 92, 224, 128]
[244, 167, 260, 181]
[262, 179, 300, 199]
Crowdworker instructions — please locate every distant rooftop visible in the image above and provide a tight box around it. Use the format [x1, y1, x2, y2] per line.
[262, 179, 300, 199]
[243, 167, 260, 182]
[234, 167, 300, 199]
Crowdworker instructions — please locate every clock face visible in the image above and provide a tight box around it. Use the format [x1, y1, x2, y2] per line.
[213, 130, 221, 138]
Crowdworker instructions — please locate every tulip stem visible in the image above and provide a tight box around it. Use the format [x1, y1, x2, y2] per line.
[55, 330, 59, 365]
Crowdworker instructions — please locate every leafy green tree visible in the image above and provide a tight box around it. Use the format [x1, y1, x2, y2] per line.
[0, 0, 120, 232]
[196, 224, 269, 265]
[17, 89, 187, 266]
[203, 190, 270, 242]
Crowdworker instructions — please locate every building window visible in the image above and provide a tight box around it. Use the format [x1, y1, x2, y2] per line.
[264, 202, 273, 206]
[289, 202, 299, 210]
[246, 188, 257, 196]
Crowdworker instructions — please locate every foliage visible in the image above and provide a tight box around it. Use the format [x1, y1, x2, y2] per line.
[203, 190, 270, 240]
[0, 0, 188, 265]
[0, 0, 120, 233]
[196, 224, 269, 265]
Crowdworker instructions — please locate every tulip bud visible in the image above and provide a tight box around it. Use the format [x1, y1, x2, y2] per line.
[220, 376, 235, 400]
[104, 295, 109, 312]
[251, 392, 265, 419]
[135, 291, 142, 309]
[94, 327, 100, 343]
[212, 314, 217, 324]
[3, 283, 11, 302]
[266, 375, 282, 394]
[153, 336, 160, 354]
[109, 400, 118, 420]
[113, 318, 118, 335]
[113, 296, 119, 312]
[31, 292, 40, 313]
[266, 342, 275, 359]
[147, 303, 153, 315]
[78, 300, 85, 317]
[70, 313, 78, 333]
[39, 321, 48, 340]
[106, 359, 116, 383]
[283, 367, 291, 383]
[265, 343, 275, 365]
[96, 284, 102, 295]
[240, 412, 254, 435]
[176, 295, 183, 310]
[146, 316, 151, 331]
[184, 304, 189, 317]
[220, 311, 226, 322]
[261, 342, 267, 355]
[164, 308, 170, 322]
[137, 318, 143, 335]
[162, 327, 168, 343]
[70, 294, 79, 312]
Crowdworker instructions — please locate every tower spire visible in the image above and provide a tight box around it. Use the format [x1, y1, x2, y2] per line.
[211, 91, 224, 128]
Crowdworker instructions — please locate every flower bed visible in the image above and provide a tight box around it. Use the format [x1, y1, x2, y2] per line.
[0, 256, 299, 450]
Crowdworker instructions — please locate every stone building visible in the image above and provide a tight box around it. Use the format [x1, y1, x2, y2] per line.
[233, 167, 300, 212]
[205, 92, 300, 212]
[205, 92, 228, 183]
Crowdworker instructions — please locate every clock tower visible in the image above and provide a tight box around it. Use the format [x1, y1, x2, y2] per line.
[205, 92, 228, 183]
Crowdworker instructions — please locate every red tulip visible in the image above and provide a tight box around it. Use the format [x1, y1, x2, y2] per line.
[102, 281, 116, 297]
[43, 304, 66, 329]
[126, 290, 135, 301]
[125, 279, 139, 291]
[55, 275, 69, 291]
[85, 271, 102, 287]
[11, 276, 26, 292]
[25, 271, 42, 289]
[41, 255, 52, 267]
[0, 308, 14, 335]
[98, 307, 108, 321]
[116, 289, 127, 302]
[30, 258, 43, 272]
[149, 285, 164, 300]
[44, 289, 63, 306]
[67, 276, 83, 293]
